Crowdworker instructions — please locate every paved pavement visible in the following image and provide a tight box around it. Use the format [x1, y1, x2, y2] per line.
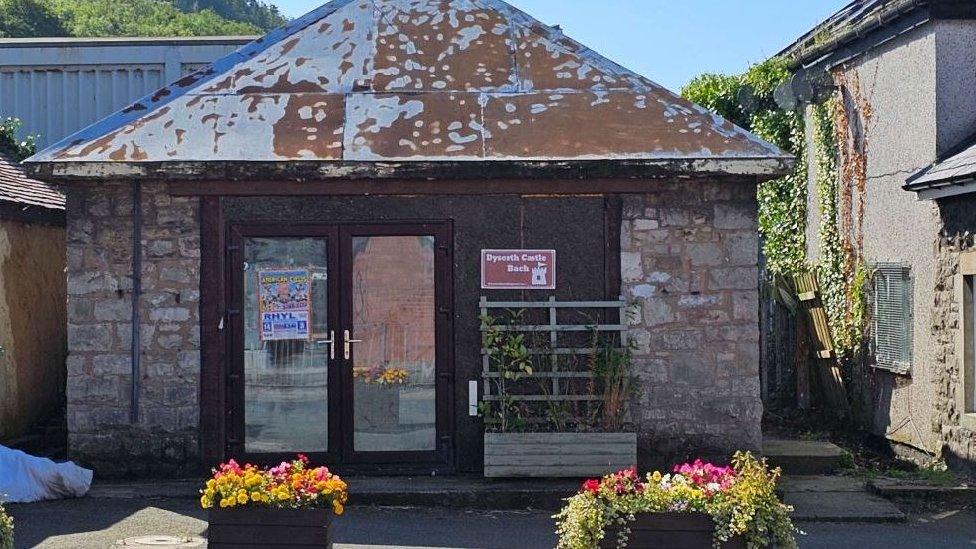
[6, 499, 976, 548]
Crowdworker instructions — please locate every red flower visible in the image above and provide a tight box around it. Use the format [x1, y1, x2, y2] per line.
[297, 453, 310, 464]
[582, 479, 601, 494]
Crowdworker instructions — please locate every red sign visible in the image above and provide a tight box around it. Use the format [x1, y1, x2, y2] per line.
[481, 249, 556, 290]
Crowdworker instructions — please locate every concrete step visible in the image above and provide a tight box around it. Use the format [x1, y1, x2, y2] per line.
[781, 475, 906, 523]
[763, 438, 846, 475]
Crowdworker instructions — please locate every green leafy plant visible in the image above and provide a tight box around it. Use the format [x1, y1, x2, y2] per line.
[480, 311, 534, 433]
[586, 328, 637, 432]
[0, 118, 36, 161]
[0, 502, 13, 549]
[554, 453, 797, 549]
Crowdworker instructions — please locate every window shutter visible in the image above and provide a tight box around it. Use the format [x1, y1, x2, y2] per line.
[872, 264, 912, 373]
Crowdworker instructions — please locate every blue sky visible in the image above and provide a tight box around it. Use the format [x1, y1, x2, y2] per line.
[268, 0, 850, 92]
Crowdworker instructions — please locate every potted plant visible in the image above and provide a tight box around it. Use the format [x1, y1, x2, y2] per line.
[554, 452, 797, 549]
[480, 304, 638, 478]
[200, 455, 347, 548]
[0, 501, 12, 549]
[353, 364, 409, 429]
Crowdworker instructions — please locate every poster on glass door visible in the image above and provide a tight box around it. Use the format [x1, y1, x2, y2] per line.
[258, 268, 311, 341]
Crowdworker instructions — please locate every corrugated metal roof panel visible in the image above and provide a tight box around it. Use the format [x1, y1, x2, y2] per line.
[28, 0, 790, 170]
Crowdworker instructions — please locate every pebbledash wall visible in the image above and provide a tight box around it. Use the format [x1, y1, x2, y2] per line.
[64, 178, 762, 476]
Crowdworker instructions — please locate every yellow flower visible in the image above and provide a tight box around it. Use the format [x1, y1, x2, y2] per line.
[236, 492, 248, 505]
[651, 471, 662, 483]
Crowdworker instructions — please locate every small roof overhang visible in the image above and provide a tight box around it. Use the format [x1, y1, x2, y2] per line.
[25, 0, 793, 188]
[905, 130, 976, 200]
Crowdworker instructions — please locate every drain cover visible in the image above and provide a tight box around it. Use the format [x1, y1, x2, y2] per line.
[114, 536, 205, 547]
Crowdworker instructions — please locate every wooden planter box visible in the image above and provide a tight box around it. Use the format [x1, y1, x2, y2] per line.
[484, 432, 637, 478]
[600, 512, 746, 549]
[208, 508, 332, 549]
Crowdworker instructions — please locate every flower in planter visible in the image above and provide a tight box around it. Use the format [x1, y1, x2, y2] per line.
[555, 452, 797, 549]
[200, 455, 348, 516]
[0, 502, 12, 549]
[353, 365, 409, 385]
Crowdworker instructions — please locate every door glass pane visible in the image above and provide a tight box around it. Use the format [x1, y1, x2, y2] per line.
[243, 237, 330, 453]
[352, 235, 437, 452]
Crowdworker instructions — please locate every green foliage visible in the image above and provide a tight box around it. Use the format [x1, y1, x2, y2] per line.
[0, 502, 12, 549]
[479, 311, 533, 433]
[811, 99, 867, 358]
[171, 0, 285, 31]
[682, 58, 807, 275]
[48, 0, 260, 37]
[554, 452, 797, 549]
[0, 0, 262, 38]
[0, 118, 37, 161]
[0, 0, 67, 37]
[586, 328, 637, 432]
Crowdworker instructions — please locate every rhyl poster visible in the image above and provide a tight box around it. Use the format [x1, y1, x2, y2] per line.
[258, 269, 311, 341]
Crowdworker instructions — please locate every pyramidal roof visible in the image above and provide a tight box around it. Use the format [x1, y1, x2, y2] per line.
[27, 0, 789, 176]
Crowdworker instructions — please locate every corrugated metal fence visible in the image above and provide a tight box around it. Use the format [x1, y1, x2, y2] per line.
[0, 37, 253, 147]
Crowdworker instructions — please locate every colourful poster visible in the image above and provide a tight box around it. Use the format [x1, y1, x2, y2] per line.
[258, 268, 311, 341]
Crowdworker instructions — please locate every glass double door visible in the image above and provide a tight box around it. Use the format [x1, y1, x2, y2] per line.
[227, 223, 450, 467]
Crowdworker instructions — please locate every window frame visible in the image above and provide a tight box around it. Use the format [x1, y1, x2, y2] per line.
[956, 252, 976, 430]
[870, 263, 913, 375]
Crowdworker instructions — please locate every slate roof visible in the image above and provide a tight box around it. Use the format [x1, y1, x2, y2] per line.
[780, 0, 920, 65]
[26, 0, 788, 174]
[905, 130, 976, 191]
[0, 149, 65, 212]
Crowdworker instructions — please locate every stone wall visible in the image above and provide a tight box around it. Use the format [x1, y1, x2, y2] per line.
[65, 180, 200, 476]
[933, 195, 976, 471]
[620, 181, 762, 466]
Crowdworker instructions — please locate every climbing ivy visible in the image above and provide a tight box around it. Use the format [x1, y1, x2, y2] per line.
[685, 61, 869, 360]
[683, 58, 807, 275]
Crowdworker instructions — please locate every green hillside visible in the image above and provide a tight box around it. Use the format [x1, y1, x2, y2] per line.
[0, 0, 287, 38]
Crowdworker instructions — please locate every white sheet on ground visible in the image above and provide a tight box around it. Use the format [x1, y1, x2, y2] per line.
[0, 445, 93, 503]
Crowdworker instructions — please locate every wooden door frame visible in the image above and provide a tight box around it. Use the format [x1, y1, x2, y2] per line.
[199, 204, 455, 472]
[337, 222, 455, 468]
[224, 223, 342, 466]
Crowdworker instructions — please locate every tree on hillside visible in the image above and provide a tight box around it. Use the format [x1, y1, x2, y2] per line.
[0, 0, 68, 38]
[48, 0, 261, 36]
[0, 0, 262, 38]
[171, 0, 286, 31]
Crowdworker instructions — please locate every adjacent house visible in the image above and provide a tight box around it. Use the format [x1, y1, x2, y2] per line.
[0, 149, 66, 443]
[26, 0, 791, 476]
[782, 0, 976, 469]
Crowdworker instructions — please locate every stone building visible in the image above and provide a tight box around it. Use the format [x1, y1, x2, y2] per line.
[0, 150, 66, 443]
[26, 0, 790, 476]
[783, 0, 976, 470]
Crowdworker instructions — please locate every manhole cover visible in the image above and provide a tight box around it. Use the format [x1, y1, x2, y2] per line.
[114, 536, 205, 547]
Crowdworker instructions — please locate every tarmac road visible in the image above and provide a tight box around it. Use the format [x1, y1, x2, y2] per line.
[6, 499, 976, 548]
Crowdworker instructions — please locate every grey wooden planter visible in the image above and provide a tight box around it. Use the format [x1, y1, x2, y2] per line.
[600, 512, 746, 548]
[483, 432, 637, 478]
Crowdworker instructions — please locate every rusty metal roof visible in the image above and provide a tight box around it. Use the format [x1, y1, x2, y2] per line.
[26, 0, 790, 178]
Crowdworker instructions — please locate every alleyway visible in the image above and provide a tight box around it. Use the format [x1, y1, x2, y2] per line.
[7, 499, 976, 549]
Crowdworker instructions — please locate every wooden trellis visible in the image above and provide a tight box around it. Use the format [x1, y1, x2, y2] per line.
[479, 296, 628, 406]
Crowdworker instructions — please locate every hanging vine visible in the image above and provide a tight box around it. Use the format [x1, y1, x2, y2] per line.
[683, 59, 872, 360]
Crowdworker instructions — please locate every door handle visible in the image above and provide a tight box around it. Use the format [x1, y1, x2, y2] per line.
[343, 329, 363, 360]
[314, 330, 336, 360]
